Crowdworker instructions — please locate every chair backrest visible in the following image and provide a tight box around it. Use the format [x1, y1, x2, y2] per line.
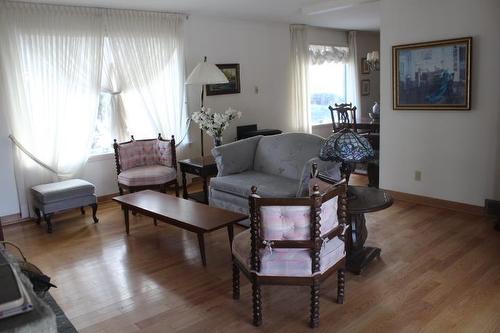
[113, 134, 176, 174]
[248, 179, 348, 274]
[329, 103, 357, 132]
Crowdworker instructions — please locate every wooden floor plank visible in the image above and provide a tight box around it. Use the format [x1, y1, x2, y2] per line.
[2, 178, 500, 332]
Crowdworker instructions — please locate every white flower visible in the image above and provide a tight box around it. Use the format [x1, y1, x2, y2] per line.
[190, 107, 242, 138]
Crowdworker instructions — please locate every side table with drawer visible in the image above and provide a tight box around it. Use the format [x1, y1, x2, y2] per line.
[179, 156, 218, 204]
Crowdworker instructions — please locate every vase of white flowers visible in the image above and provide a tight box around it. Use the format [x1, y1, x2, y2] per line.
[191, 107, 242, 146]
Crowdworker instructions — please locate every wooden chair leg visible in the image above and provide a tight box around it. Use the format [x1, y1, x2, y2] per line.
[310, 281, 320, 328]
[252, 281, 262, 326]
[337, 269, 345, 304]
[34, 208, 41, 225]
[80, 207, 85, 215]
[232, 262, 240, 300]
[91, 204, 99, 223]
[45, 213, 53, 233]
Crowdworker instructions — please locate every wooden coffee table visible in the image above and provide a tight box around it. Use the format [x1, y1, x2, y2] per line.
[113, 190, 247, 266]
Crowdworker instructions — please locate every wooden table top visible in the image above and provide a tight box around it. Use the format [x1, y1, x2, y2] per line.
[347, 186, 393, 214]
[112, 190, 247, 233]
[178, 156, 216, 168]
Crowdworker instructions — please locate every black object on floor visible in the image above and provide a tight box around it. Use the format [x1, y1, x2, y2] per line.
[42, 293, 77, 333]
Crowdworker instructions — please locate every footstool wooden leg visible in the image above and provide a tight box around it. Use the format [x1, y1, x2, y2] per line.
[45, 213, 53, 233]
[91, 204, 99, 223]
[34, 208, 42, 225]
[80, 206, 85, 215]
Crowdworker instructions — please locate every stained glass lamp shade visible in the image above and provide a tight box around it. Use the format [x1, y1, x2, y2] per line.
[319, 128, 375, 182]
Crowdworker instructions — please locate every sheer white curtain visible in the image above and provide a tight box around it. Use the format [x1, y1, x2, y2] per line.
[289, 24, 311, 134]
[105, 10, 187, 143]
[347, 31, 361, 119]
[0, 1, 103, 217]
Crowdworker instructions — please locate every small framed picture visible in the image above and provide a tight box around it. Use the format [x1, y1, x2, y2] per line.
[361, 79, 370, 96]
[206, 63, 241, 96]
[361, 58, 370, 74]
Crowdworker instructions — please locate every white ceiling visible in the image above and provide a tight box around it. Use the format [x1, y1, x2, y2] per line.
[17, 0, 381, 31]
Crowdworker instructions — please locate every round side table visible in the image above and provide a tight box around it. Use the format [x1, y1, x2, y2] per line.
[346, 186, 393, 274]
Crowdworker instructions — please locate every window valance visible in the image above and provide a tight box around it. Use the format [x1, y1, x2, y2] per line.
[309, 45, 349, 65]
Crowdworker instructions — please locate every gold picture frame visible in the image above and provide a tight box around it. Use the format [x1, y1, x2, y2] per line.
[206, 63, 241, 96]
[392, 37, 472, 110]
[361, 57, 370, 74]
[361, 79, 370, 96]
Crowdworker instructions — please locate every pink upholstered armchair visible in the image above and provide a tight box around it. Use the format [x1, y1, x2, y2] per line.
[113, 134, 179, 196]
[231, 179, 348, 328]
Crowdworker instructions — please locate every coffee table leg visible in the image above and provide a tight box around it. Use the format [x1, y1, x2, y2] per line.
[203, 177, 209, 204]
[227, 224, 234, 250]
[197, 233, 207, 266]
[123, 206, 130, 235]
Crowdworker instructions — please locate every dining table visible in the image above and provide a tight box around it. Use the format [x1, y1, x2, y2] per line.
[333, 117, 379, 132]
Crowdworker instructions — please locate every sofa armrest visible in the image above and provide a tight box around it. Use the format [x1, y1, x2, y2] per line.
[296, 157, 341, 197]
[211, 136, 262, 176]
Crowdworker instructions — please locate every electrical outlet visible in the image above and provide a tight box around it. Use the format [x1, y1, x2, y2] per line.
[414, 170, 422, 181]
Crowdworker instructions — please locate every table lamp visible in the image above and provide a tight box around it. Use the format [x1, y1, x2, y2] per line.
[185, 56, 229, 157]
[319, 128, 375, 185]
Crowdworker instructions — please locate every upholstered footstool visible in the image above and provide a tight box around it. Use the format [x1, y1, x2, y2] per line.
[31, 179, 98, 233]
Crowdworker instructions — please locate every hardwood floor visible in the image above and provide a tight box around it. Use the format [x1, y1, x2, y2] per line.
[2, 178, 500, 332]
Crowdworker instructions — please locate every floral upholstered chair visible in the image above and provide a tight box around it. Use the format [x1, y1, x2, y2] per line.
[231, 178, 348, 328]
[113, 134, 179, 196]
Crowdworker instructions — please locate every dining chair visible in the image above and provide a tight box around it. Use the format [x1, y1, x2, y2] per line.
[329, 103, 358, 132]
[231, 178, 348, 328]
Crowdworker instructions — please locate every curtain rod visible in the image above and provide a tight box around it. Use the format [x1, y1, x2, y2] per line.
[5, 0, 190, 19]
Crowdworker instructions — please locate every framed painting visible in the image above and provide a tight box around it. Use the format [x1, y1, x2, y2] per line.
[361, 57, 370, 74]
[206, 63, 241, 96]
[392, 37, 472, 110]
[361, 79, 370, 96]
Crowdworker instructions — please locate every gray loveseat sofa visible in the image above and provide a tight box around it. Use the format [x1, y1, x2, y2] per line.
[209, 132, 340, 224]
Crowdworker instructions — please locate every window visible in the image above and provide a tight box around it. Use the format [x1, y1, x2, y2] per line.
[90, 92, 114, 155]
[308, 45, 349, 125]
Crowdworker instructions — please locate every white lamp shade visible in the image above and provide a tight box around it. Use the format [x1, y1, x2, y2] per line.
[185, 62, 229, 85]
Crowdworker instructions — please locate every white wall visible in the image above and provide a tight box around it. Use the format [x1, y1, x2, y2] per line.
[184, 16, 291, 157]
[380, 0, 500, 206]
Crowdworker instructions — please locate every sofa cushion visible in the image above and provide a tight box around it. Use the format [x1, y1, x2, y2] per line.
[253, 133, 324, 180]
[212, 136, 261, 176]
[155, 140, 173, 167]
[232, 229, 345, 277]
[209, 171, 298, 198]
[118, 165, 176, 187]
[31, 179, 95, 204]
